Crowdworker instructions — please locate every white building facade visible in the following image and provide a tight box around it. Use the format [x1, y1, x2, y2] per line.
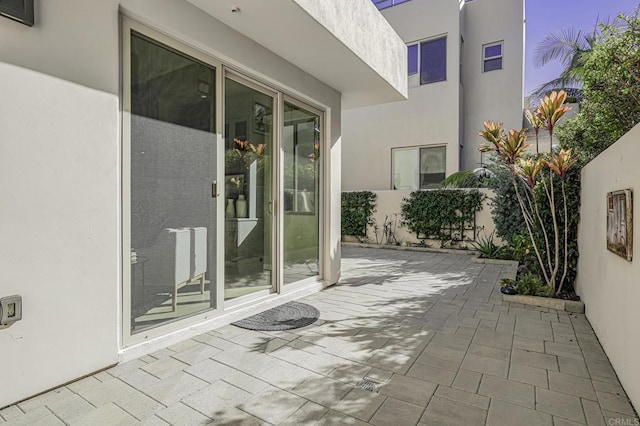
[0, 0, 406, 407]
[342, 0, 525, 191]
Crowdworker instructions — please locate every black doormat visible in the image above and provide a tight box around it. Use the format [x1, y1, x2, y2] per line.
[231, 301, 320, 331]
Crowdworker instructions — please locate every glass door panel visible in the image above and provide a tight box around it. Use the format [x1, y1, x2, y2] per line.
[129, 32, 217, 333]
[224, 77, 274, 300]
[283, 101, 321, 284]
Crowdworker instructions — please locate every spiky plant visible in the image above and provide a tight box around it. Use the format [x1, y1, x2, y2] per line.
[478, 91, 574, 295]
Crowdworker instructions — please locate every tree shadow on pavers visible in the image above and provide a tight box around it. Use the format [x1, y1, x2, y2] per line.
[338, 247, 503, 289]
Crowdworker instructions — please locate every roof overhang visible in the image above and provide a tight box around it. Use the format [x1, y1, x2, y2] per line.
[185, 0, 408, 108]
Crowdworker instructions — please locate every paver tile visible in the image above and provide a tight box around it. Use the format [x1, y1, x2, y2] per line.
[486, 399, 552, 426]
[280, 401, 329, 425]
[332, 388, 386, 422]
[141, 357, 189, 380]
[582, 399, 606, 426]
[156, 402, 211, 425]
[508, 363, 548, 388]
[472, 329, 513, 350]
[238, 386, 306, 424]
[319, 410, 370, 425]
[407, 362, 456, 386]
[468, 343, 510, 361]
[379, 374, 437, 406]
[548, 370, 597, 400]
[141, 372, 209, 406]
[596, 391, 637, 416]
[46, 394, 98, 423]
[513, 335, 545, 353]
[461, 353, 509, 378]
[452, 369, 482, 393]
[512, 348, 558, 371]
[558, 355, 590, 379]
[17, 388, 73, 413]
[435, 385, 490, 410]
[69, 403, 137, 426]
[536, 388, 585, 423]
[421, 395, 487, 426]
[545, 341, 584, 361]
[478, 375, 535, 408]
[370, 397, 424, 426]
[292, 376, 353, 406]
[415, 353, 462, 371]
[182, 381, 252, 415]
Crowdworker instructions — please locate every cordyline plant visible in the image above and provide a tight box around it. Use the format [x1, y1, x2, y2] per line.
[479, 91, 575, 295]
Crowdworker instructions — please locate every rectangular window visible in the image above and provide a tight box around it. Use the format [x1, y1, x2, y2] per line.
[408, 44, 419, 76]
[392, 146, 446, 190]
[421, 37, 447, 84]
[372, 0, 411, 10]
[483, 41, 503, 72]
[407, 36, 447, 85]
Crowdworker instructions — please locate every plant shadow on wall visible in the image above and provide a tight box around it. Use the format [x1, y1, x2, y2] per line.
[400, 189, 485, 249]
[479, 90, 577, 298]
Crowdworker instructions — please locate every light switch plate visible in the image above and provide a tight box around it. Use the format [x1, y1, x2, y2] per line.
[0, 295, 22, 325]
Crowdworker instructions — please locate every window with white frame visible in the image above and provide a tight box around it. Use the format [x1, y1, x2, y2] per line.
[372, 0, 412, 10]
[407, 36, 447, 86]
[392, 146, 446, 190]
[483, 41, 503, 72]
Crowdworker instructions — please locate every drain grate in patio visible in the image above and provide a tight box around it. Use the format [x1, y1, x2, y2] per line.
[355, 379, 381, 392]
[231, 301, 320, 331]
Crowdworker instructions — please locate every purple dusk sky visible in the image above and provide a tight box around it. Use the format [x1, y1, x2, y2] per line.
[525, 0, 639, 96]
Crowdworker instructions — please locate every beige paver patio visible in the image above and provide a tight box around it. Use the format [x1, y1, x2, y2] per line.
[3, 247, 638, 425]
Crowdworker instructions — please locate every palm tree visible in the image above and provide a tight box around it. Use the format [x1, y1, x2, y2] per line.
[530, 27, 595, 101]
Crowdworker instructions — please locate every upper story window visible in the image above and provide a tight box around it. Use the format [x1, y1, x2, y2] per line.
[372, 0, 412, 10]
[483, 41, 503, 72]
[407, 36, 447, 86]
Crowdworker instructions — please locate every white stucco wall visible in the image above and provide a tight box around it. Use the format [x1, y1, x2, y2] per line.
[342, 0, 462, 191]
[0, 0, 367, 407]
[363, 189, 501, 247]
[577, 123, 640, 412]
[462, 0, 524, 170]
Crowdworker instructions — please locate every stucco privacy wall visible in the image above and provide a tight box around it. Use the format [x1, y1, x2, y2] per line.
[361, 189, 501, 246]
[577, 123, 640, 411]
[0, 0, 352, 407]
[342, 0, 462, 191]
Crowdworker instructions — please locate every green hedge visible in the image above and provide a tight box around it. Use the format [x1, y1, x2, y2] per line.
[341, 191, 376, 237]
[401, 189, 485, 246]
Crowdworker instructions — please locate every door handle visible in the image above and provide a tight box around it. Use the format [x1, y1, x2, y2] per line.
[212, 181, 219, 198]
[268, 201, 273, 215]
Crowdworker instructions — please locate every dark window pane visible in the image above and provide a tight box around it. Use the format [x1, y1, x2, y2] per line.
[484, 44, 502, 58]
[420, 37, 447, 84]
[373, 0, 393, 9]
[408, 44, 418, 75]
[419, 146, 445, 187]
[484, 57, 503, 72]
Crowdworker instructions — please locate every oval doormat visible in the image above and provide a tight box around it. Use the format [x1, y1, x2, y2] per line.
[231, 301, 320, 331]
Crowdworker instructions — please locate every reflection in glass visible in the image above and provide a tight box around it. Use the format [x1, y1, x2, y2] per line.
[283, 102, 321, 284]
[130, 32, 216, 333]
[224, 78, 274, 299]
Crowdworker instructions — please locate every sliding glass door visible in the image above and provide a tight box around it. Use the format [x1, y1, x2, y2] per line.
[124, 21, 325, 342]
[283, 100, 322, 285]
[224, 77, 275, 300]
[127, 30, 219, 334]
